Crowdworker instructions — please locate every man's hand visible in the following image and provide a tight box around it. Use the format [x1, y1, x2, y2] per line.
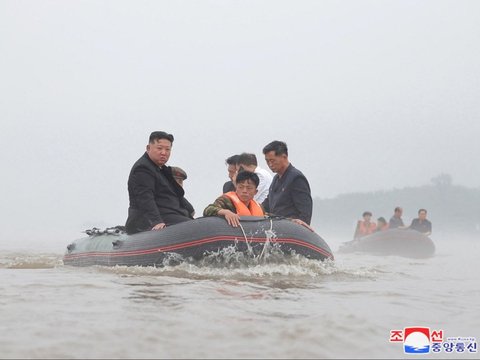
[218, 209, 241, 227]
[152, 223, 166, 230]
[291, 218, 315, 232]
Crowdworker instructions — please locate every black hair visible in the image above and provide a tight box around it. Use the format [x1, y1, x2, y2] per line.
[377, 217, 387, 223]
[394, 206, 402, 212]
[149, 131, 174, 144]
[362, 211, 372, 217]
[235, 171, 260, 188]
[263, 140, 288, 156]
[238, 153, 258, 167]
[225, 154, 240, 165]
[418, 208, 427, 214]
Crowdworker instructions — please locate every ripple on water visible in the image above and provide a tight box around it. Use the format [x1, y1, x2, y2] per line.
[0, 252, 63, 269]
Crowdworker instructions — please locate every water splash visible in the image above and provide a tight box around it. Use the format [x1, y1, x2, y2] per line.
[96, 251, 378, 286]
[92, 229, 380, 282]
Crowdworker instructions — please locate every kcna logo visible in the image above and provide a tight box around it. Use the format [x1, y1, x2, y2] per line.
[390, 327, 478, 354]
[390, 327, 443, 354]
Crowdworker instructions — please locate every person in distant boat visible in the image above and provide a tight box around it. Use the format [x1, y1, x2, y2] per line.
[389, 206, 406, 229]
[171, 166, 195, 218]
[222, 154, 240, 193]
[376, 217, 389, 232]
[237, 152, 273, 203]
[354, 211, 377, 239]
[409, 209, 432, 236]
[204, 171, 265, 227]
[125, 131, 194, 234]
[261, 140, 313, 225]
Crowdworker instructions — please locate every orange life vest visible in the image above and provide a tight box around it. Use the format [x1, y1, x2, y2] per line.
[357, 220, 377, 236]
[224, 191, 264, 216]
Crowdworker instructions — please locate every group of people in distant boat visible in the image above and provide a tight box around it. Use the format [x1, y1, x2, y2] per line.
[125, 131, 313, 235]
[353, 206, 432, 239]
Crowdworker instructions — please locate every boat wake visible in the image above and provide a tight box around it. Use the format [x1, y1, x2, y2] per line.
[1, 232, 377, 285]
[94, 244, 377, 284]
[0, 252, 63, 269]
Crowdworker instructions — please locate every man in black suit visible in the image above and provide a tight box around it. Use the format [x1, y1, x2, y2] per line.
[409, 209, 432, 236]
[222, 154, 239, 193]
[125, 131, 193, 234]
[261, 140, 313, 225]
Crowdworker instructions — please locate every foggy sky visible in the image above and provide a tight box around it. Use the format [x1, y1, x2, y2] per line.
[1, 0, 479, 247]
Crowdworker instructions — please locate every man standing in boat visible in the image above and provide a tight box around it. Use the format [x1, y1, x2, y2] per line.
[261, 140, 313, 225]
[125, 131, 194, 234]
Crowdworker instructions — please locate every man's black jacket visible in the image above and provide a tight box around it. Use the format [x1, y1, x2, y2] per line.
[262, 163, 313, 224]
[125, 152, 193, 234]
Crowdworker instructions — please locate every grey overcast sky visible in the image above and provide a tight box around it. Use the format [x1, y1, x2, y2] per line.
[1, 0, 479, 246]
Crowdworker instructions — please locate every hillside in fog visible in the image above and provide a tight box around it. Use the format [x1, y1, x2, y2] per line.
[312, 174, 480, 236]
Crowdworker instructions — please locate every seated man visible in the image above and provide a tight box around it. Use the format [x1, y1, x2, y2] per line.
[203, 171, 264, 227]
[222, 154, 239, 193]
[353, 211, 377, 239]
[389, 206, 406, 229]
[376, 217, 389, 232]
[171, 166, 195, 218]
[409, 208, 432, 236]
[125, 131, 194, 234]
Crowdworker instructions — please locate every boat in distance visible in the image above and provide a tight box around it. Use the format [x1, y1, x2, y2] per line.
[338, 228, 435, 258]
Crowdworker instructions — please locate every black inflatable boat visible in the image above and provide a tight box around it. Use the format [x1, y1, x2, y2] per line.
[338, 229, 435, 258]
[63, 216, 334, 267]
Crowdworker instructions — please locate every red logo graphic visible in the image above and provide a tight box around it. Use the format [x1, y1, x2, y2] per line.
[405, 327, 430, 340]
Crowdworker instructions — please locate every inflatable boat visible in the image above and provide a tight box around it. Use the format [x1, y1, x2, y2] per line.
[63, 216, 334, 267]
[338, 229, 435, 258]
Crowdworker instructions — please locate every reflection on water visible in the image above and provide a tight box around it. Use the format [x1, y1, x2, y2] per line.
[124, 281, 197, 307]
